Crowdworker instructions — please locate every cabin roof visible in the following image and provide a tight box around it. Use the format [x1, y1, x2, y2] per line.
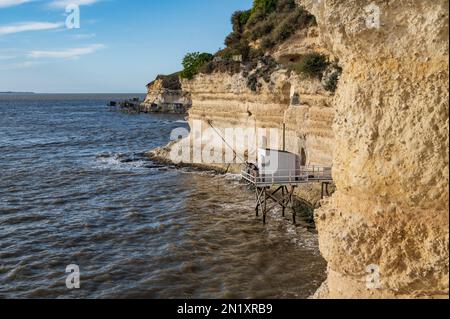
[259, 148, 296, 154]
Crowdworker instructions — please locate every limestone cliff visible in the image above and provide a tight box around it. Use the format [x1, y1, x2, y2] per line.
[142, 74, 191, 113]
[298, 0, 449, 298]
[162, 24, 334, 168]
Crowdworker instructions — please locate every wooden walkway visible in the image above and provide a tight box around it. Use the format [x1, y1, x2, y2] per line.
[241, 166, 332, 187]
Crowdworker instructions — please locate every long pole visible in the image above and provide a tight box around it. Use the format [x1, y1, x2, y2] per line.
[207, 119, 248, 165]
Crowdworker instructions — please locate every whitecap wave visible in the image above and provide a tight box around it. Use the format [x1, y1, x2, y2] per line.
[92, 153, 148, 171]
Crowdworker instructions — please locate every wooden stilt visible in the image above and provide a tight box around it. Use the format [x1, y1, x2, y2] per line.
[321, 182, 331, 199]
[290, 186, 296, 225]
[263, 188, 267, 224]
[255, 187, 259, 217]
[321, 182, 324, 200]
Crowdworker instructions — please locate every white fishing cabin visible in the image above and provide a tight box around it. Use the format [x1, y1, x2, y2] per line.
[241, 148, 333, 225]
[257, 148, 302, 183]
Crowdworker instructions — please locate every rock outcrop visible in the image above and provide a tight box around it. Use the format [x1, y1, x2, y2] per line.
[298, 0, 449, 298]
[142, 74, 191, 113]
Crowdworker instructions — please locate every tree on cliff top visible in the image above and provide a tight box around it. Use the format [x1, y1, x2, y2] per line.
[179, 52, 213, 80]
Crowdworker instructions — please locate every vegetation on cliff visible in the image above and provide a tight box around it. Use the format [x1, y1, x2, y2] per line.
[293, 53, 328, 78]
[179, 52, 213, 80]
[221, 0, 316, 61]
[147, 73, 182, 90]
[290, 53, 342, 92]
[178, 0, 340, 93]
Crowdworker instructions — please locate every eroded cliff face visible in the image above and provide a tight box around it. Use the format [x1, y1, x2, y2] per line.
[298, 0, 449, 298]
[181, 26, 335, 170]
[142, 75, 191, 113]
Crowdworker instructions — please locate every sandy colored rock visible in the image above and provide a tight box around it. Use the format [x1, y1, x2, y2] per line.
[142, 74, 191, 113]
[298, 0, 449, 298]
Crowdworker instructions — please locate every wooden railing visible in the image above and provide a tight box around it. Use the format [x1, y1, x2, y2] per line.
[241, 166, 332, 186]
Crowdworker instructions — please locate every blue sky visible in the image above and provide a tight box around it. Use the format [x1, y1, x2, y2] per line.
[0, 0, 253, 93]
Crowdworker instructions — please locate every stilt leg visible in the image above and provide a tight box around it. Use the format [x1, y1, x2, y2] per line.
[255, 188, 259, 217]
[263, 188, 267, 225]
[281, 187, 286, 217]
[290, 186, 296, 225]
[321, 182, 324, 200]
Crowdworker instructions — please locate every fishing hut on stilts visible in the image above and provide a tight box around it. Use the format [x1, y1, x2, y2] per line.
[207, 120, 333, 225]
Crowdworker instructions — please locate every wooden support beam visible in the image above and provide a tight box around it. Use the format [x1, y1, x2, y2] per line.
[289, 186, 296, 225]
[321, 182, 331, 199]
[263, 188, 267, 224]
[265, 191, 288, 208]
[321, 182, 324, 200]
[255, 187, 264, 217]
[255, 188, 259, 216]
[251, 184, 301, 226]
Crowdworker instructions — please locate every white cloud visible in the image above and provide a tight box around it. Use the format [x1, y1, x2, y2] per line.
[48, 0, 99, 8]
[0, 0, 32, 8]
[28, 44, 105, 59]
[0, 22, 62, 35]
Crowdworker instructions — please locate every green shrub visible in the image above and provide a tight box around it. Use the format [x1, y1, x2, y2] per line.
[247, 73, 260, 92]
[260, 35, 275, 50]
[248, 16, 275, 41]
[273, 9, 300, 42]
[276, 0, 296, 12]
[323, 72, 339, 92]
[240, 10, 252, 26]
[252, 0, 277, 16]
[224, 31, 241, 48]
[244, 4, 316, 52]
[235, 40, 251, 61]
[200, 61, 215, 75]
[322, 64, 342, 92]
[272, 19, 293, 43]
[180, 52, 213, 80]
[272, 7, 316, 43]
[246, 9, 265, 27]
[294, 53, 329, 78]
[200, 60, 241, 75]
[216, 47, 234, 60]
[232, 10, 252, 33]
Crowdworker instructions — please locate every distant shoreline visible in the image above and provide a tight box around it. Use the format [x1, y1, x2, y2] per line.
[0, 92, 146, 95]
[0, 92, 35, 95]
